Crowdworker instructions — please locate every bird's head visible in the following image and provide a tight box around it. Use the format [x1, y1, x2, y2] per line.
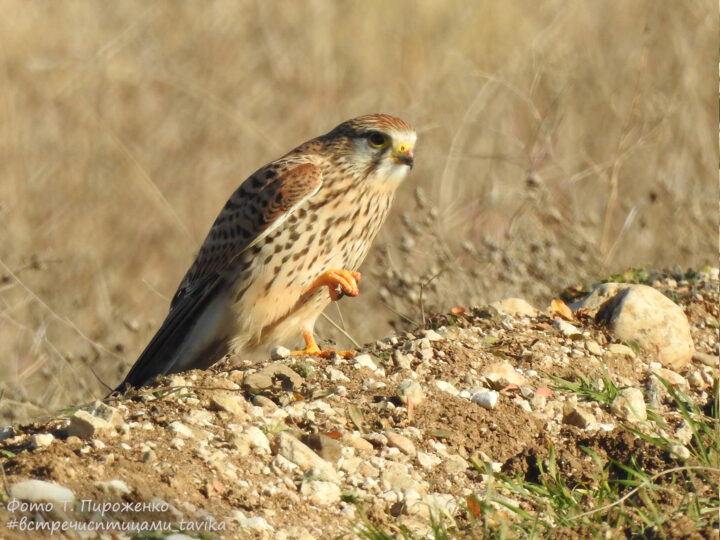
[326, 114, 416, 188]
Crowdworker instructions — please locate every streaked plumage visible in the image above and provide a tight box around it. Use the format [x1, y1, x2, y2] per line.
[117, 114, 416, 390]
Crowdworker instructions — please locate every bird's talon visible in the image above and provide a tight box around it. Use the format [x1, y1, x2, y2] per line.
[308, 269, 361, 302]
[290, 331, 356, 359]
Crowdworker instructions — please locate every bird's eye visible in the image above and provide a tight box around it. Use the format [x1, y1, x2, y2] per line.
[367, 132, 388, 148]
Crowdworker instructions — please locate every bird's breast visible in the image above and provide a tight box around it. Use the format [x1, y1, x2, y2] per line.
[228, 183, 395, 342]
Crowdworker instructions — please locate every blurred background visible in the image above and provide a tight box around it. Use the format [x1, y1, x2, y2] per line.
[0, 1, 716, 424]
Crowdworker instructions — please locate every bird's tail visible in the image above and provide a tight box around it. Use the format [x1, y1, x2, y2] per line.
[114, 278, 228, 392]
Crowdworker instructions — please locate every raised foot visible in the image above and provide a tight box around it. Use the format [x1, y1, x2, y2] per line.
[291, 331, 356, 359]
[308, 269, 361, 301]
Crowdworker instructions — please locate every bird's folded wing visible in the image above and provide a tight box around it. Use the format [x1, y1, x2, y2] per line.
[116, 161, 323, 390]
[172, 160, 323, 306]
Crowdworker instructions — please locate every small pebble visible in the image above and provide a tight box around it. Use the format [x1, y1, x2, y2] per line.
[553, 319, 580, 336]
[471, 390, 499, 410]
[30, 433, 54, 448]
[355, 354, 380, 372]
[396, 380, 426, 406]
[270, 346, 291, 360]
[670, 445, 691, 460]
[10, 480, 74, 503]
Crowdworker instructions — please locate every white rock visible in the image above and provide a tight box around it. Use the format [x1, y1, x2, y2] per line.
[363, 432, 388, 447]
[393, 351, 413, 370]
[68, 410, 112, 439]
[482, 362, 526, 386]
[408, 492, 458, 518]
[608, 343, 636, 358]
[270, 346, 291, 360]
[341, 433, 373, 454]
[670, 445, 691, 460]
[94, 479, 132, 496]
[167, 375, 188, 388]
[562, 405, 596, 428]
[491, 298, 538, 317]
[417, 452, 442, 469]
[237, 516, 274, 532]
[273, 432, 339, 482]
[243, 426, 271, 454]
[167, 421, 195, 439]
[327, 367, 349, 382]
[10, 480, 74, 503]
[515, 398, 532, 413]
[209, 393, 247, 418]
[30, 433, 54, 448]
[363, 378, 386, 390]
[271, 454, 300, 475]
[651, 367, 688, 389]
[472, 390, 499, 409]
[578, 283, 694, 370]
[339, 457, 362, 474]
[553, 319, 580, 336]
[169, 437, 185, 449]
[693, 351, 718, 367]
[435, 380, 459, 395]
[93, 402, 122, 425]
[403, 488, 423, 504]
[92, 439, 106, 449]
[687, 371, 707, 389]
[380, 468, 424, 493]
[229, 512, 245, 523]
[443, 454, 469, 474]
[585, 422, 616, 432]
[611, 388, 647, 421]
[300, 480, 341, 505]
[384, 431, 417, 457]
[359, 462, 380, 479]
[380, 489, 399, 503]
[184, 409, 215, 427]
[674, 420, 693, 444]
[585, 340, 603, 356]
[422, 329, 444, 341]
[701, 366, 715, 385]
[396, 380, 425, 406]
[354, 354, 379, 371]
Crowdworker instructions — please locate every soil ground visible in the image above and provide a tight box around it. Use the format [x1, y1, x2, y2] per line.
[0, 268, 716, 539]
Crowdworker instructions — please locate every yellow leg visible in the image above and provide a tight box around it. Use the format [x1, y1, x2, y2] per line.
[291, 331, 356, 359]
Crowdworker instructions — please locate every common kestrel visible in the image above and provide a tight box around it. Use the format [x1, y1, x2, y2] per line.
[117, 114, 416, 390]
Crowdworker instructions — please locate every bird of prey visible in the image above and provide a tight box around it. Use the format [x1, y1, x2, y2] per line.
[117, 114, 416, 390]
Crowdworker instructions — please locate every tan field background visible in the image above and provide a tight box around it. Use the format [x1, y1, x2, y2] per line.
[0, 1, 716, 424]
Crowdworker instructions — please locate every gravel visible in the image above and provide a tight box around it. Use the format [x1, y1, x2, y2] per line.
[1, 269, 716, 537]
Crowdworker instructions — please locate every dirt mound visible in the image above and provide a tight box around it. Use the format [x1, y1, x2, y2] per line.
[0, 269, 717, 538]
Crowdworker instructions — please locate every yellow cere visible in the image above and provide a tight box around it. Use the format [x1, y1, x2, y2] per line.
[395, 142, 413, 154]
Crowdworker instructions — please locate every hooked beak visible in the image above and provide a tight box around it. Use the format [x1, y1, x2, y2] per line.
[392, 141, 414, 168]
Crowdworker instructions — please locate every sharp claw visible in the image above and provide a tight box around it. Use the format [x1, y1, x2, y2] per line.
[290, 331, 356, 359]
[307, 269, 361, 302]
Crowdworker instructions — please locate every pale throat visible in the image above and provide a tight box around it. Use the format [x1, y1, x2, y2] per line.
[366, 161, 411, 192]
